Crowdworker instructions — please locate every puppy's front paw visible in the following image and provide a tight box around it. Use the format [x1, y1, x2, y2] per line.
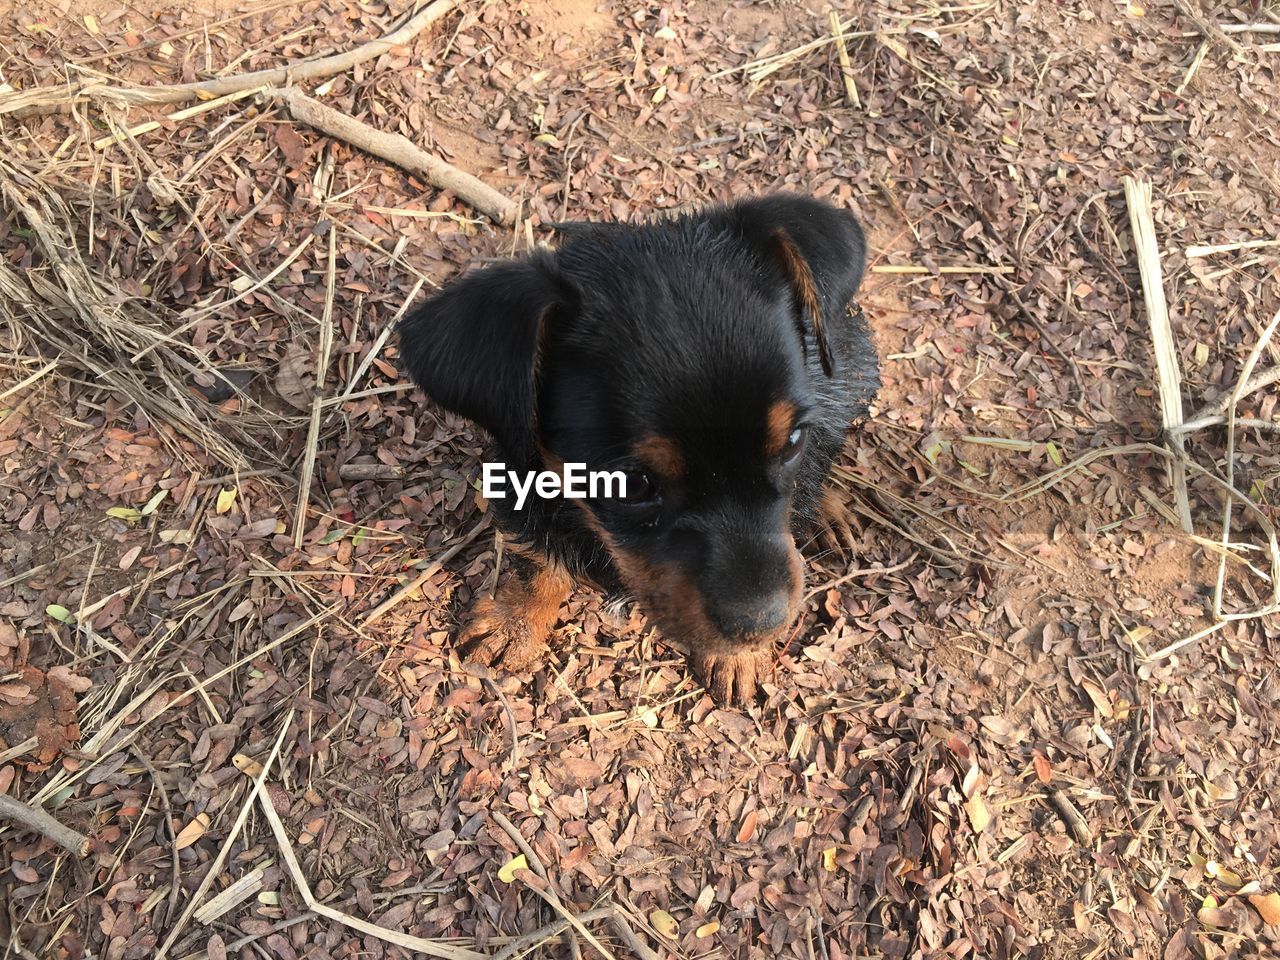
[690, 648, 774, 705]
[457, 597, 550, 674]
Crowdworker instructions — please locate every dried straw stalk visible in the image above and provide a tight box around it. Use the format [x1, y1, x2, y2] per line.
[1123, 176, 1194, 533]
[0, 0, 459, 117]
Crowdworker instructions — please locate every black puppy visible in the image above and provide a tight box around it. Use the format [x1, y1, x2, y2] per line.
[398, 194, 879, 703]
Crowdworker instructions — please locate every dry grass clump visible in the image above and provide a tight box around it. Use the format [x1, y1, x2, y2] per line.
[0, 153, 289, 470]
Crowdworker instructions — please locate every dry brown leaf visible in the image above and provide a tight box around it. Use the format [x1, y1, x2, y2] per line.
[965, 793, 991, 833]
[1081, 680, 1113, 718]
[275, 344, 314, 411]
[1249, 893, 1280, 926]
[175, 812, 211, 850]
[650, 909, 677, 938]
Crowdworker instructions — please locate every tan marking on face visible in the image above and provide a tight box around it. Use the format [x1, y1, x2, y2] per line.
[765, 399, 797, 458]
[571, 495, 806, 656]
[632, 434, 685, 482]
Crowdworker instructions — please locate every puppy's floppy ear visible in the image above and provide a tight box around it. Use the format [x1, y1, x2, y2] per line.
[717, 194, 867, 376]
[398, 252, 569, 463]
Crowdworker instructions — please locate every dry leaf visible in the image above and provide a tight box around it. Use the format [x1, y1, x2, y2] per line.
[215, 488, 237, 514]
[1081, 680, 1113, 718]
[650, 909, 677, 938]
[275, 344, 314, 411]
[497, 854, 527, 884]
[736, 808, 758, 843]
[966, 793, 991, 833]
[175, 813, 211, 850]
[1249, 893, 1280, 925]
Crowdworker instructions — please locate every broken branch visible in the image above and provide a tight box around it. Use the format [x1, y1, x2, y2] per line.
[0, 792, 91, 857]
[267, 87, 519, 225]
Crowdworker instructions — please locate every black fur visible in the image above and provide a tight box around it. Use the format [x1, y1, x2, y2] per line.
[399, 194, 879, 649]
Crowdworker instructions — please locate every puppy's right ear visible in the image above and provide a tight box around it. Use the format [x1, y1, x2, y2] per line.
[398, 252, 569, 463]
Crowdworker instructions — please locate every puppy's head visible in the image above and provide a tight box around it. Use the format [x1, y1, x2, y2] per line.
[399, 195, 869, 655]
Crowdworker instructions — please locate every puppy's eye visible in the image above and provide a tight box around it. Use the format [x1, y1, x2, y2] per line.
[620, 470, 660, 506]
[781, 426, 808, 464]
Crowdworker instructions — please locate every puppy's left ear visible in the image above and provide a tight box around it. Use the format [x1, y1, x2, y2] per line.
[718, 194, 867, 376]
[397, 253, 570, 464]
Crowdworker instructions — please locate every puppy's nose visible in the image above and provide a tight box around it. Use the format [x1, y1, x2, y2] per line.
[705, 590, 791, 639]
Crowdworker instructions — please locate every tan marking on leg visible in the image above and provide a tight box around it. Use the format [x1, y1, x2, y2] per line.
[458, 554, 573, 674]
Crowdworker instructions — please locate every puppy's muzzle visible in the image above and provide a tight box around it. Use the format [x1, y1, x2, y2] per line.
[705, 590, 792, 639]
[699, 534, 802, 645]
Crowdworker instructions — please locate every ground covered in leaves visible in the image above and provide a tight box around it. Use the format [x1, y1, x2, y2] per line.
[2, 0, 1280, 958]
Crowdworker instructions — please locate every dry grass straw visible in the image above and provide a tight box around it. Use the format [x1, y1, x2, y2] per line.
[293, 223, 337, 548]
[0, 358, 57, 403]
[90, 86, 265, 150]
[870, 264, 1014, 275]
[828, 10, 862, 108]
[153, 708, 295, 959]
[0, 153, 283, 470]
[825, 451, 992, 570]
[1210, 306, 1280, 621]
[0, 0, 459, 117]
[1185, 238, 1280, 257]
[1123, 176, 1194, 533]
[708, 3, 992, 84]
[257, 781, 488, 960]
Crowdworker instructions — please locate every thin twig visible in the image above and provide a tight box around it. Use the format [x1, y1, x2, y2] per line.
[293, 226, 337, 548]
[268, 86, 519, 225]
[490, 908, 614, 960]
[800, 558, 913, 606]
[0, 793, 91, 856]
[604, 908, 662, 960]
[1170, 0, 1245, 53]
[1185, 365, 1280, 424]
[1219, 21, 1280, 33]
[362, 516, 490, 626]
[1047, 789, 1094, 845]
[154, 709, 295, 959]
[0, 0, 460, 117]
[130, 747, 182, 925]
[490, 810, 550, 881]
